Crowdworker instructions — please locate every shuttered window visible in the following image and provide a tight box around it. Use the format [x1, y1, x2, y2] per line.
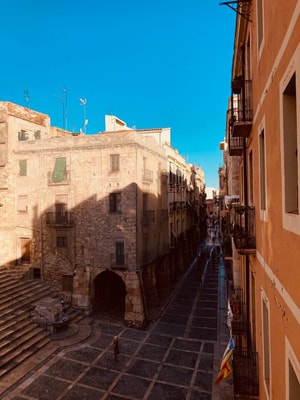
[109, 193, 121, 213]
[19, 160, 27, 176]
[116, 239, 125, 265]
[52, 157, 66, 182]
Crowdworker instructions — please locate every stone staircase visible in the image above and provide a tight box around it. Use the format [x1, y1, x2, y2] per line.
[0, 270, 82, 377]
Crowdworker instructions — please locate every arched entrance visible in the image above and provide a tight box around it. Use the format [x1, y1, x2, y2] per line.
[93, 270, 126, 320]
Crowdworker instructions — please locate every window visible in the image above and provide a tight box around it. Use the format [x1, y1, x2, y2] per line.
[52, 157, 67, 182]
[109, 192, 121, 213]
[18, 129, 29, 141]
[34, 130, 41, 139]
[116, 239, 125, 266]
[283, 73, 298, 214]
[249, 151, 254, 205]
[259, 129, 266, 211]
[110, 154, 120, 172]
[55, 195, 68, 223]
[257, 0, 264, 50]
[19, 160, 27, 176]
[262, 297, 270, 395]
[289, 359, 300, 399]
[62, 275, 73, 292]
[17, 195, 28, 213]
[56, 235, 68, 248]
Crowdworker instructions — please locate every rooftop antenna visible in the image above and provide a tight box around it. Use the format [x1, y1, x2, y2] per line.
[24, 90, 30, 107]
[79, 98, 88, 134]
[61, 87, 68, 130]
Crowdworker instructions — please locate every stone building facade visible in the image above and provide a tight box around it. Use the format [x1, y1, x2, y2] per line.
[0, 102, 206, 327]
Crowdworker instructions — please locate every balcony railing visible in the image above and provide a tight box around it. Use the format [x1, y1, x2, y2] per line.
[233, 350, 259, 399]
[46, 212, 74, 226]
[232, 205, 256, 254]
[228, 133, 244, 156]
[231, 79, 253, 138]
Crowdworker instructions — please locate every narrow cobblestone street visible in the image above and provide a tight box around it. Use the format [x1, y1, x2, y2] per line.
[1, 243, 234, 400]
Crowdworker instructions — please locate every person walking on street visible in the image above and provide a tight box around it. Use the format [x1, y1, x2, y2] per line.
[113, 336, 120, 362]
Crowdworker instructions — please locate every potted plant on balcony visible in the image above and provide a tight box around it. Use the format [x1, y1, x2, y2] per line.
[233, 204, 247, 215]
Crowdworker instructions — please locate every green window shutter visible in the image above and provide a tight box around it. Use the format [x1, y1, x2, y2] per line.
[52, 157, 66, 182]
[19, 160, 27, 176]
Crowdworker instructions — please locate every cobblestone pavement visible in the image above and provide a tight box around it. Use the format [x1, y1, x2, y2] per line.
[1, 243, 234, 400]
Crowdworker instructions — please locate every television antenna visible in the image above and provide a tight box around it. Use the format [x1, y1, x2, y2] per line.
[79, 98, 88, 134]
[24, 90, 30, 107]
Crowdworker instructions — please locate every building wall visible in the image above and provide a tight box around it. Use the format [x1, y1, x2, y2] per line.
[224, 1, 300, 399]
[0, 102, 205, 327]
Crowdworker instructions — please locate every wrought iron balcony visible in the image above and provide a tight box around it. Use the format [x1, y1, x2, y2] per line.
[231, 79, 253, 138]
[228, 133, 244, 156]
[46, 212, 74, 227]
[232, 205, 256, 254]
[233, 350, 259, 399]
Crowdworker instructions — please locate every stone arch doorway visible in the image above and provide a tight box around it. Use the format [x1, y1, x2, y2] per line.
[93, 270, 126, 320]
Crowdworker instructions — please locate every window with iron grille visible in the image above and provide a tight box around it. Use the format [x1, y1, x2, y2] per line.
[110, 154, 120, 172]
[116, 239, 125, 265]
[109, 192, 121, 213]
[62, 274, 73, 292]
[57, 235, 68, 248]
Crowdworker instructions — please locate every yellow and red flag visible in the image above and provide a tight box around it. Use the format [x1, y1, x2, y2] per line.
[215, 336, 234, 384]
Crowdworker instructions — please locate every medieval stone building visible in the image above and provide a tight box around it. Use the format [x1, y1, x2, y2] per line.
[0, 102, 206, 327]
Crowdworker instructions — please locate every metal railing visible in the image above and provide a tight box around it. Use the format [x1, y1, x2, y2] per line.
[233, 350, 259, 399]
[232, 206, 256, 252]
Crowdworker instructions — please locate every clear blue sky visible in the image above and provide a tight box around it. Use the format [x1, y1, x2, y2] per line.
[1, 0, 235, 188]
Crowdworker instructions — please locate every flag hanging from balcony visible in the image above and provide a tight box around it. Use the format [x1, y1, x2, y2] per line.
[215, 336, 234, 384]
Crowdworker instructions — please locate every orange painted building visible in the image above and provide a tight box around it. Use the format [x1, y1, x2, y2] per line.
[220, 1, 300, 398]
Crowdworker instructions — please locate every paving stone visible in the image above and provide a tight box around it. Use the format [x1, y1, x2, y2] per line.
[147, 382, 188, 400]
[61, 384, 104, 400]
[91, 333, 113, 349]
[173, 338, 202, 352]
[121, 328, 147, 341]
[203, 342, 214, 354]
[117, 338, 142, 355]
[64, 346, 100, 363]
[146, 333, 173, 347]
[21, 375, 69, 399]
[111, 374, 151, 398]
[198, 353, 214, 370]
[153, 321, 186, 337]
[158, 364, 194, 387]
[189, 326, 217, 341]
[45, 359, 86, 381]
[137, 343, 168, 362]
[194, 370, 213, 392]
[190, 389, 211, 400]
[166, 348, 198, 368]
[192, 316, 217, 328]
[96, 351, 129, 370]
[127, 359, 160, 379]
[78, 367, 118, 390]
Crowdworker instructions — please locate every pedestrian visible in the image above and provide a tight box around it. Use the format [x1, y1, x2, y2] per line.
[113, 336, 120, 362]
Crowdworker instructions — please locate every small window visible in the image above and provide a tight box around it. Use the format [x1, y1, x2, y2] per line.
[19, 160, 27, 176]
[18, 129, 29, 141]
[109, 192, 121, 213]
[34, 130, 41, 139]
[116, 239, 125, 265]
[110, 154, 120, 172]
[52, 157, 67, 182]
[57, 235, 67, 248]
[17, 195, 28, 212]
[62, 275, 73, 292]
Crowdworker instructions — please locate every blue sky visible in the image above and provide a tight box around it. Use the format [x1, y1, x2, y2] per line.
[1, 0, 235, 188]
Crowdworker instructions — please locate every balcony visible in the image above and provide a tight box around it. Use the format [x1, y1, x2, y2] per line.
[228, 133, 244, 156]
[231, 79, 253, 138]
[142, 169, 153, 183]
[46, 212, 74, 227]
[233, 350, 259, 399]
[232, 205, 256, 254]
